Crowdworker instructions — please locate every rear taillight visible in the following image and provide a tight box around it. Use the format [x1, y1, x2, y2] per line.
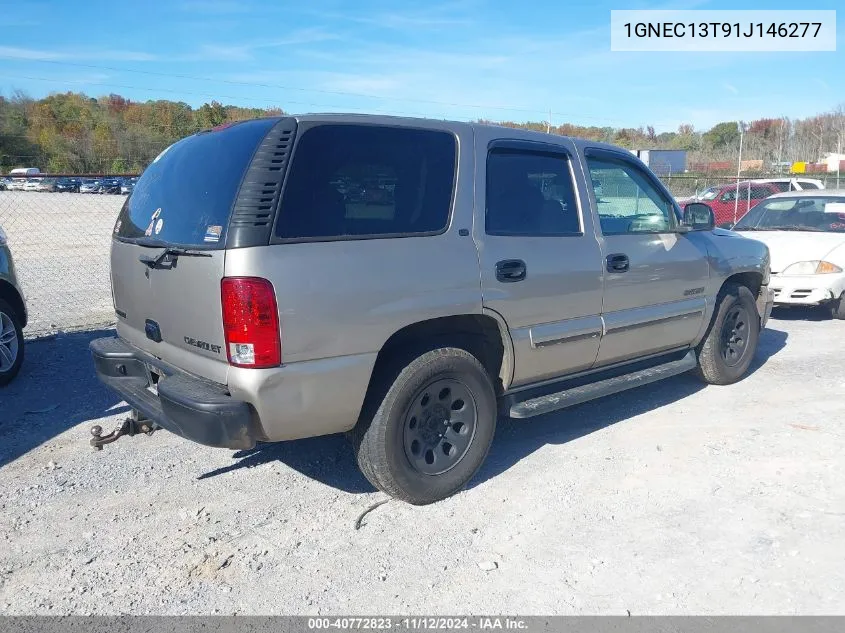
[221, 277, 281, 368]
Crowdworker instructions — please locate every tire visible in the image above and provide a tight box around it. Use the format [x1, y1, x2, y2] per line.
[696, 283, 760, 385]
[830, 293, 845, 320]
[0, 298, 24, 386]
[351, 347, 497, 505]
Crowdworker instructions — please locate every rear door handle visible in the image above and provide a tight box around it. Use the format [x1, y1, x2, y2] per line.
[606, 253, 629, 273]
[496, 259, 527, 283]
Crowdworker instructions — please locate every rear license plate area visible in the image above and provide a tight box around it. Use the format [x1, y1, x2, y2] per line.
[144, 363, 161, 395]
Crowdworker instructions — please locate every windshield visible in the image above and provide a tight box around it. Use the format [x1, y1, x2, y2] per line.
[698, 186, 719, 201]
[733, 197, 845, 233]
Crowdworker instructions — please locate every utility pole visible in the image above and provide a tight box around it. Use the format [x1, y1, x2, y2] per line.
[546, 108, 551, 134]
[838, 132, 842, 189]
[734, 121, 746, 224]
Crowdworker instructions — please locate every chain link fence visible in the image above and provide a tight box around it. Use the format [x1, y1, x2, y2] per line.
[2, 170, 845, 339]
[660, 172, 845, 199]
[0, 183, 127, 337]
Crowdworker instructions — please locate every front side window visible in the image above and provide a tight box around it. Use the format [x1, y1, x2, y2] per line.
[486, 149, 581, 236]
[750, 185, 775, 200]
[720, 184, 749, 202]
[275, 125, 456, 240]
[586, 156, 674, 234]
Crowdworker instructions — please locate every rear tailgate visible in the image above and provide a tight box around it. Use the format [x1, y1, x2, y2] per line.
[110, 117, 286, 384]
[111, 241, 229, 383]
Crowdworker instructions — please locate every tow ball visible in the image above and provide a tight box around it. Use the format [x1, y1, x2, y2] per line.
[90, 411, 156, 450]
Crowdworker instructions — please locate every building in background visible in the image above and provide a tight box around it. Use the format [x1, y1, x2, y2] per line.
[630, 149, 687, 175]
[822, 153, 845, 174]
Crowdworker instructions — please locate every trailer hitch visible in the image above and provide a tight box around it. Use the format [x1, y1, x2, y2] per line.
[90, 412, 156, 450]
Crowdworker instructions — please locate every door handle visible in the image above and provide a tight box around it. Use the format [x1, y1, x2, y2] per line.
[496, 259, 527, 283]
[606, 253, 629, 273]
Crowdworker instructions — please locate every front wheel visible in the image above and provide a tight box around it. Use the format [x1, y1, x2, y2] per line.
[351, 347, 497, 505]
[696, 284, 760, 385]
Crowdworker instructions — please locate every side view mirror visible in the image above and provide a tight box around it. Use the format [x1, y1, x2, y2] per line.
[681, 203, 715, 231]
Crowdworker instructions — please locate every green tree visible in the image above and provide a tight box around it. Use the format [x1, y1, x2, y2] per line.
[703, 122, 740, 150]
[196, 100, 227, 129]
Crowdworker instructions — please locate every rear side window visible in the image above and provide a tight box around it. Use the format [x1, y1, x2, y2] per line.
[486, 149, 581, 235]
[275, 125, 456, 240]
[772, 182, 790, 192]
[799, 181, 820, 190]
[115, 118, 277, 247]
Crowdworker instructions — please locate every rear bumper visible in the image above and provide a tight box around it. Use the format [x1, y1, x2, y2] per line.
[90, 336, 260, 450]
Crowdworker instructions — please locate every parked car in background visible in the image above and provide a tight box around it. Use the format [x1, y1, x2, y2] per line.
[79, 179, 101, 194]
[100, 178, 122, 194]
[677, 181, 780, 226]
[55, 177, 82, 193]
[754, 177, 825, 192]
[0, 224, 27, 385]
[730, 190, 845, 319]
[35, 178, 58, 192]
[120, 178, 136, 195]
[6, 179, 26, 191]
[90, 114, 773, 505]
[8, 167, 42, 178]
[0, 178, 9, 191]
[22, 179, 42, 192]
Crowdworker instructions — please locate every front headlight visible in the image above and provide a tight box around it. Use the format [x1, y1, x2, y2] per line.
[781, 260, 843, 275]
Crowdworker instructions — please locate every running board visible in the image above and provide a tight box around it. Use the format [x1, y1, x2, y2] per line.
[508, 350, 697, 419]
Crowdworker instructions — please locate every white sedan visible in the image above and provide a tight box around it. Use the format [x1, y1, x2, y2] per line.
[730, 190, 845, 319]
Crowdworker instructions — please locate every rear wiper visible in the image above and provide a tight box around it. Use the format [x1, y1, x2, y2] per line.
[139, 246, 212, 269]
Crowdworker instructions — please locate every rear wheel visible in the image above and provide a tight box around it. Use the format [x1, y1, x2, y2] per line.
[696, 284, 759, 385]
[830, 293, 845, 320]
[0, 298, 24, 386]
[351, 347, 497, 505]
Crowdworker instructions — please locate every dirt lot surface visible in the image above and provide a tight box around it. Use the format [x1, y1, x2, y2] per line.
[1, 311, 843, 615]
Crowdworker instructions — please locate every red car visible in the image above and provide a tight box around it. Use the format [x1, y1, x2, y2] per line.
[677, 181, 780, 226]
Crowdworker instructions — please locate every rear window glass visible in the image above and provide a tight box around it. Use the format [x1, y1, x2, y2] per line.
[115, 118, 277, 247]
[274, 125, 456, 240]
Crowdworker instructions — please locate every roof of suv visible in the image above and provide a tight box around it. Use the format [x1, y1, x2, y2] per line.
[269, 113, 629, 155]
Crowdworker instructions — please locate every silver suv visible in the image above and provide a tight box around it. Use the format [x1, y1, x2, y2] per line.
[91, 115, 774, 504]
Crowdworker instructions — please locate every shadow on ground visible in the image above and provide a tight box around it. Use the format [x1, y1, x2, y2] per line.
[471, 326, 788, 489]
[770, 306, 832, 322]
[0, 328, 127, 468]
[201, 327, 789, 497]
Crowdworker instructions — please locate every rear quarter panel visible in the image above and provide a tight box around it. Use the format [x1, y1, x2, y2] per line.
[223, 123, 483, 439]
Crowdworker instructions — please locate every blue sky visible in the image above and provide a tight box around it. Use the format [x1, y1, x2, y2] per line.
[0, 0, 841, 132]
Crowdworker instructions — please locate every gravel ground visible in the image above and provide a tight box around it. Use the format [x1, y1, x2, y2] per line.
[1, 311, 844, 615]
[0, 191, 122, 336]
